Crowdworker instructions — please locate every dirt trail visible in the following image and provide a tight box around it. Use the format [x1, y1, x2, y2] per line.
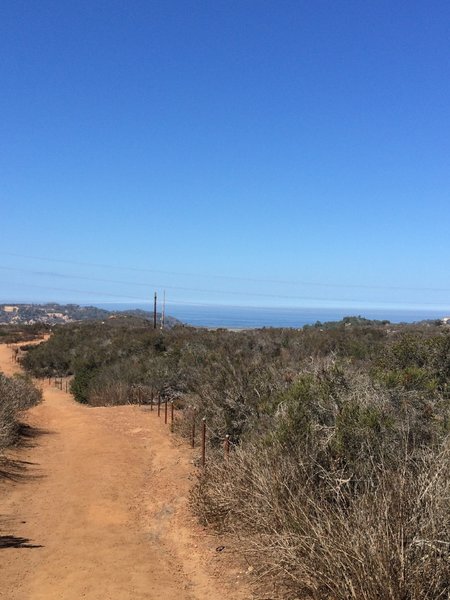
[0, 343, 251, 600]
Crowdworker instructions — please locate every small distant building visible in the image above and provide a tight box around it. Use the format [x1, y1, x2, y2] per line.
[3, 305, 18, 313]
[441, 317, 450, 325]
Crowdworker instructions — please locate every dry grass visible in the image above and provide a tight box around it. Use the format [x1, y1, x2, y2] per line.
[193, 436, 450, 599]
[188, 362, 450, 598]
[0, 373, 42, 451]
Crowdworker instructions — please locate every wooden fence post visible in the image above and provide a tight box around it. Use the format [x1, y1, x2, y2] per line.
[201, 417, 206, 467]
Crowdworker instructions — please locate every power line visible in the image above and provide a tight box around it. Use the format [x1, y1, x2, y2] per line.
[1, 264, 450, 306]
[0, 281, 149, 301]
[2, 251, 449, 293]
[2, 279, 450, 309]
[0, 265, 431, 304]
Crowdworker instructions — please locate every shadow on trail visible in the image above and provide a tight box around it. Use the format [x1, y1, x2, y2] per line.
[0, 423, 48, 551]
[0, 424, 53, 481]
[0, 458, 39, 482]
[0, 535, 43, 549]
[17, 423, 54, 449]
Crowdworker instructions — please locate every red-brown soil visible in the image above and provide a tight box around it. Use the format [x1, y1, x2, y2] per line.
[0, 342, 252, 600]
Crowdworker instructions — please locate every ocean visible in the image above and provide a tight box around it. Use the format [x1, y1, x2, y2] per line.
[96, 303, 448, 329]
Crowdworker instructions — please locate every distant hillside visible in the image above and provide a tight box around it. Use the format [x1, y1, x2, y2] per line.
[304, 315, 391, 330]
[303, 314, 447, 331]
[0, 303, 181, 327]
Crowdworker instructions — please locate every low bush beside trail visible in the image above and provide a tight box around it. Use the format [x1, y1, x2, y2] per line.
[192, 364, 450, 600]
[19, 317, 450, 597]
[0, 373, 42, 451]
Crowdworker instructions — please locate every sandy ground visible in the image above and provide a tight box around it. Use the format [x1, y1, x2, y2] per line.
[0, 342, 252, 600]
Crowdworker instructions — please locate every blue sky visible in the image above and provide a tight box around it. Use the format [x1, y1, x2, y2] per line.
[1, 1, 450, 311]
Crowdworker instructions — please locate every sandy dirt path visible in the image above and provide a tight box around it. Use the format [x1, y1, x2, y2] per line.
[0, 343, 251, 600]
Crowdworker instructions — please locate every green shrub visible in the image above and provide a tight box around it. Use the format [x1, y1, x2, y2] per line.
[70, 365, 97, 404]
[0, 373, 42, 450]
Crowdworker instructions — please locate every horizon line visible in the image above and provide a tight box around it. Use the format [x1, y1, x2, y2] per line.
[2, 299, 450, 314]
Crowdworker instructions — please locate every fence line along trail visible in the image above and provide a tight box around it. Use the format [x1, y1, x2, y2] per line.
[0, 342, 250, 600]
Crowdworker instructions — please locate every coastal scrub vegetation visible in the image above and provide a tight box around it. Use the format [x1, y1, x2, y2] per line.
[0, 373, 42, 453]
[0, 323, 50, 344]
[20, 316, 450, 598]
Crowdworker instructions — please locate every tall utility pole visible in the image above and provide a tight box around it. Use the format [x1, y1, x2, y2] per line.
[153, 292, 157, 329]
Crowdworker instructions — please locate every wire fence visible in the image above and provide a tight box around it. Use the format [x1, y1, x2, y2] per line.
[9, 344, 232, 468]
[122, 384, 237, 466]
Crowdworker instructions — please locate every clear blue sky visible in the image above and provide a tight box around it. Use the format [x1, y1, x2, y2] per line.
[1, 1, 450, 311]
